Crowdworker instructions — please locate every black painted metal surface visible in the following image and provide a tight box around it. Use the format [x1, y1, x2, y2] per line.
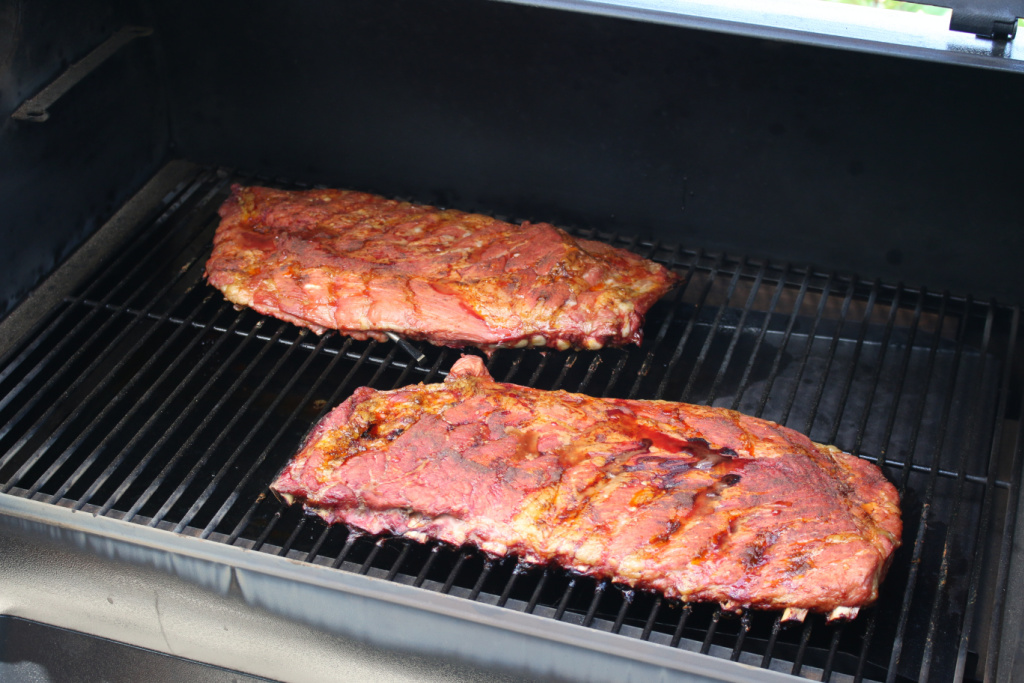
[0, 166, 1021, 681]
[0, 0, 169, 319]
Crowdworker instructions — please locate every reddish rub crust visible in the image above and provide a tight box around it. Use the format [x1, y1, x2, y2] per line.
[273, 356, 902, 613]
[205, 185, 680, 351]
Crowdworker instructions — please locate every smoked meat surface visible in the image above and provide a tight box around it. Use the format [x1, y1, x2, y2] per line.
[273, 356, 902, 613]
[205, 185, 679, 351]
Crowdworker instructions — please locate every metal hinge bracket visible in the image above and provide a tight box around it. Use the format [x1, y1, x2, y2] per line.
[11, 26, 153, 123]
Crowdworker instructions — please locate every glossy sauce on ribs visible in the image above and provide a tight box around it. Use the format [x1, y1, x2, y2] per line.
[205, 185, 679, 351]
[273, 356, 901, 613]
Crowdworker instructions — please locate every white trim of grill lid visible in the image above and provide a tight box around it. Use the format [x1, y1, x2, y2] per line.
[495, 0, 1024, 74]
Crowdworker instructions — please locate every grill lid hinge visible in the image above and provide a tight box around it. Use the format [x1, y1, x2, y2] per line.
[932, 0, 1024, 39]
[11, 26, 153, 123]
[949, 8, 1020, 39]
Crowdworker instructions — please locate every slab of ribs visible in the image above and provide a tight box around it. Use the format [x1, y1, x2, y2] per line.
[273, 355, 902, 616]
[205, 185, 679, 352]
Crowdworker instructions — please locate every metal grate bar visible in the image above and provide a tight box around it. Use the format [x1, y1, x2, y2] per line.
[728, 264, 792, 412]
[821, 625, 844, 681]
[6, 289, 221, 496]
[825, 280, 880, 443]
[611, 590, 633, 634]
[850, 284, 908, 457]
[420, 350, 450, 384]
[149, 327, 317, 529]
[860, 453, 1009, 487]
[626, 244, 695, 399]
[250, 503, 285, 553]
[0, 174, 224, 431]
[550, 352, 578, 391]
[525, 350, 553, 388]
[92, 315, 269, 514]
[468, 560, 494, 600]
[678, 257, 748, 402]
[791, 274, 846, 431]
[391, 349, 430, 386]
[0, 207, 222, 470]
[575, 355, 603, 395]
[640, 596, 662, 641]
[117, 321, 289, 521]
[0, 168, 212, 380]
[790, 620, 814, 676]
[441, 552, 469, 595]
[277, 517, 309, 558]
[886, 293, 965, 682]
[918, 304, 1001, 680]
[600, 349, 631, 399]
[524, 569, 551, 614]
[670, 605, 692, 648]
[753, 270, 814, 420]
[700, 608, 722, 655]
[854, 610, 878, 683]
[499, 350, 527, 383]
[64, 305, 248, 510]
[984, 380, 1024, 681]
[220, 341, 385, 543]
[730, 613, 751, 662]
[496, 562, 525, 608]
[654, 252, 726, 400]
[760, 617, 782, 669]
[358, 539, 385, 575]
[553, 578, 577, 620]
[581, 581, 607, 628]
[172, 332, 335, 534]
[705, 260, 769, 407]
[330, 532, 359, 569]
[955, 307, 1020, 681]
[304, 525, 334, 564]
[385, 542, 412, 582]
[413, 545, 442, 588]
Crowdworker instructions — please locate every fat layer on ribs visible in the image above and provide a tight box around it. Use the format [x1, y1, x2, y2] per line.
[205, 185, 680, 352]
[273, 356, 902, 614]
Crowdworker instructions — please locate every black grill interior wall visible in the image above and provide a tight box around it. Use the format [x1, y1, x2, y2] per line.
[4, 0, 1024, 331]
[0, 0, 169, 318]
[142, 0, 1024, 303]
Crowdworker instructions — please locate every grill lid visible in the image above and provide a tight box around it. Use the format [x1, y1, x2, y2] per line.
[492, 0, 1024, 73]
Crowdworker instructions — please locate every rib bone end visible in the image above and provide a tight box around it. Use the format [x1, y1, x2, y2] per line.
[826, 606, 860, 622]
[781, 607, 809, 623]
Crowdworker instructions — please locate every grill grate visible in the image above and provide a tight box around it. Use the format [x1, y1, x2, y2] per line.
[1, 166, 1022, 682]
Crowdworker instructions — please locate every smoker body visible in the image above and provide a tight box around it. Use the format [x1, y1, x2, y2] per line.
[1, 2, 1023, 681]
